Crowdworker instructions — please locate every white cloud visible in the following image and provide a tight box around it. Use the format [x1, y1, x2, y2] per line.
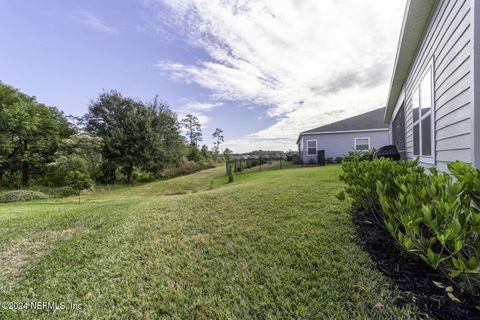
[182, 101, 224, 111]
[75, 11, 118, 34]
[146, 0, 406, 152]
[174, 100, 224, 130]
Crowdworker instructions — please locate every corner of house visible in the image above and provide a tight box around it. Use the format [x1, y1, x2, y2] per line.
[473, 0, 480, 168]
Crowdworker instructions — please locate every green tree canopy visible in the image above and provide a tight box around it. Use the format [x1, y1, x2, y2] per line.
[0, 82, 73, 187]
[85, 91, 183, 183]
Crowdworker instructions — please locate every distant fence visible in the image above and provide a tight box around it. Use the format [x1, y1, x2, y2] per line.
[226, 158, 293, 174]
[297, 151, 344, 165]
[225, 153, 339, 175]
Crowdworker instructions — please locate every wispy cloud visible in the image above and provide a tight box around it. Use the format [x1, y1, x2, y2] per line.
[175, 100, 223, 130]
[75, 11, 118, 34]
[182, 101, 224, 112]
[146, 0, 406, 152]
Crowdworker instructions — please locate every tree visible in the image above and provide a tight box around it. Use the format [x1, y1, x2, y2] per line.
[0, 82, 73, 187]
[200, 145, 210, 158]
[49, 134, 104, 186]
[84, 91, 183, 184]
[66, 170, 93, 204]
[223, 148, 233, 160]
[212, 128, 224, 154]
[181, 114, 202, 147]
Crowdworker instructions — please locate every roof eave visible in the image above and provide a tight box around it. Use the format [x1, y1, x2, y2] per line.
[384, 0, 438, 123]
[297, 128, 389, 142]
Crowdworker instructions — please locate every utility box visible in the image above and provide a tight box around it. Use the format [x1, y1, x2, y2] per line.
[317, 150, 325, 166]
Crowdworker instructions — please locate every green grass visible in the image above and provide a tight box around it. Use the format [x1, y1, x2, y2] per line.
[0, 166, 420, 319]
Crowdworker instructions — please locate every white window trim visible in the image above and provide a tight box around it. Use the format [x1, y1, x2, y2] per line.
[354, 137, 370, 151]
[412, 58, 436, 165]
[306, 140, 317, 156]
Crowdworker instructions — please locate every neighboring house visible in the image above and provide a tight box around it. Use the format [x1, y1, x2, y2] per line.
[385, 0, 480, 171]
[297, 108, 389, 164]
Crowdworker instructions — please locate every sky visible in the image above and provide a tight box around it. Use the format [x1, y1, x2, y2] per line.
[0, 0, 407, 153]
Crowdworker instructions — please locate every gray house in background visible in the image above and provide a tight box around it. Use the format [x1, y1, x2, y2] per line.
[297, 108, 389, 163]
[385, 0, 480, 171]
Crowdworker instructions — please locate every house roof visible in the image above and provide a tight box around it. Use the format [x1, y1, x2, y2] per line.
[384, 0, 438, 122]
[299, 107, 388, 138]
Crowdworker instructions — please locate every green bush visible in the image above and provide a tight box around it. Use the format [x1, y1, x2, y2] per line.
[335, 156, 343, 163]
[0, 190, 49, 203]
[343, 149, 376, 162]
[339, 158, 423, 218]
[158, 157, 216, 180]
[32, 186, 78, 198]
[340, 158, 480, 299]
[133, 168, 155, 183]
[377, 161, 480, 297]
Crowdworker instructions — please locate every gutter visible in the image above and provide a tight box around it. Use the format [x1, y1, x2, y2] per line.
[296, 128, 389, 144]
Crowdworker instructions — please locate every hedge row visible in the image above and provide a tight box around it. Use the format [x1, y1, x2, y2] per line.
[338, 158, 480, 300]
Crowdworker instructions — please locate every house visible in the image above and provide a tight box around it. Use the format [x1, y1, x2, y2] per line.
[385, 0, 480, 170]
[297, 107, 389, 164]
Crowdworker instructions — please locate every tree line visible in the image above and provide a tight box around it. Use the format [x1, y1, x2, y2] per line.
[0, 82, 229, 190]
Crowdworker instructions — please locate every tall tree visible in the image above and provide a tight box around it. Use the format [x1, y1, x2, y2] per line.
[212, 128, 224, 154]
[144, 96, 184, 173]
[181, 114, 202, 147]
[0, 82, 73, 187]
[85, 91, 183, 184]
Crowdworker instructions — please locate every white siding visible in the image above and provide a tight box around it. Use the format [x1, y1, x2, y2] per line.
[402, 0, 473, 171]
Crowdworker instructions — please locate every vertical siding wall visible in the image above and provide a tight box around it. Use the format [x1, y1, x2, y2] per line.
[403, 0, 473, 172]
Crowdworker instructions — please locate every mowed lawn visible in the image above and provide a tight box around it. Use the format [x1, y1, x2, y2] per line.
[0, 166, 419, 319]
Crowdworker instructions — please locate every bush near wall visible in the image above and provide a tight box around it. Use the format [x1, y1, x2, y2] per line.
[339, 158, 480, 300]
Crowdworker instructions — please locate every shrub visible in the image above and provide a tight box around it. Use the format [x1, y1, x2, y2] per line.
[0, 190, 49, 203]
[158, 157, 216, 180]
[335, 157, 343, 163]
[339, 158, 423, 219]
[326, 157, 334, 164]
[33, 186, 78, 198]
[377, 161, 480, 297]
[133, 168, 155, 183]
[343, 149, 376, 162]
[340, 158, 480, 299]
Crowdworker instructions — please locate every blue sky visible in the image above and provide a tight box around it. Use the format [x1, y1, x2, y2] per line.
[0, 0, 406, 152]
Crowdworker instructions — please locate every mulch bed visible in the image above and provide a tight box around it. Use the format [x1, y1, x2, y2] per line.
[352, 208, 480, 320]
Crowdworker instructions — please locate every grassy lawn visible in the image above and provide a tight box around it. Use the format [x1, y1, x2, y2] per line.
[0, 165, 419, 319]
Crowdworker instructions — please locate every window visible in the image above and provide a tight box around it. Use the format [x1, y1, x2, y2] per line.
[355, 137, 370, 151]
[392, 103, 406, 158]
[412, 61, 435, 163]
[307, 140, 317, 155]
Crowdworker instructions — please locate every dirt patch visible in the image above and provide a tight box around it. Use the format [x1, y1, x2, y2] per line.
[0, 228, 77, 288]
[352, 209, 480, 320]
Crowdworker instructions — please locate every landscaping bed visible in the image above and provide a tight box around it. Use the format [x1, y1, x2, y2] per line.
[353, 208, 480, 320]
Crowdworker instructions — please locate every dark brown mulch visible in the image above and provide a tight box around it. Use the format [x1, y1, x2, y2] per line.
[352, 208, 480, 320]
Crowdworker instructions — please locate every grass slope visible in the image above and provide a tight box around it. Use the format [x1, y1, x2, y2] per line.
[0, 166, 419, 319]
